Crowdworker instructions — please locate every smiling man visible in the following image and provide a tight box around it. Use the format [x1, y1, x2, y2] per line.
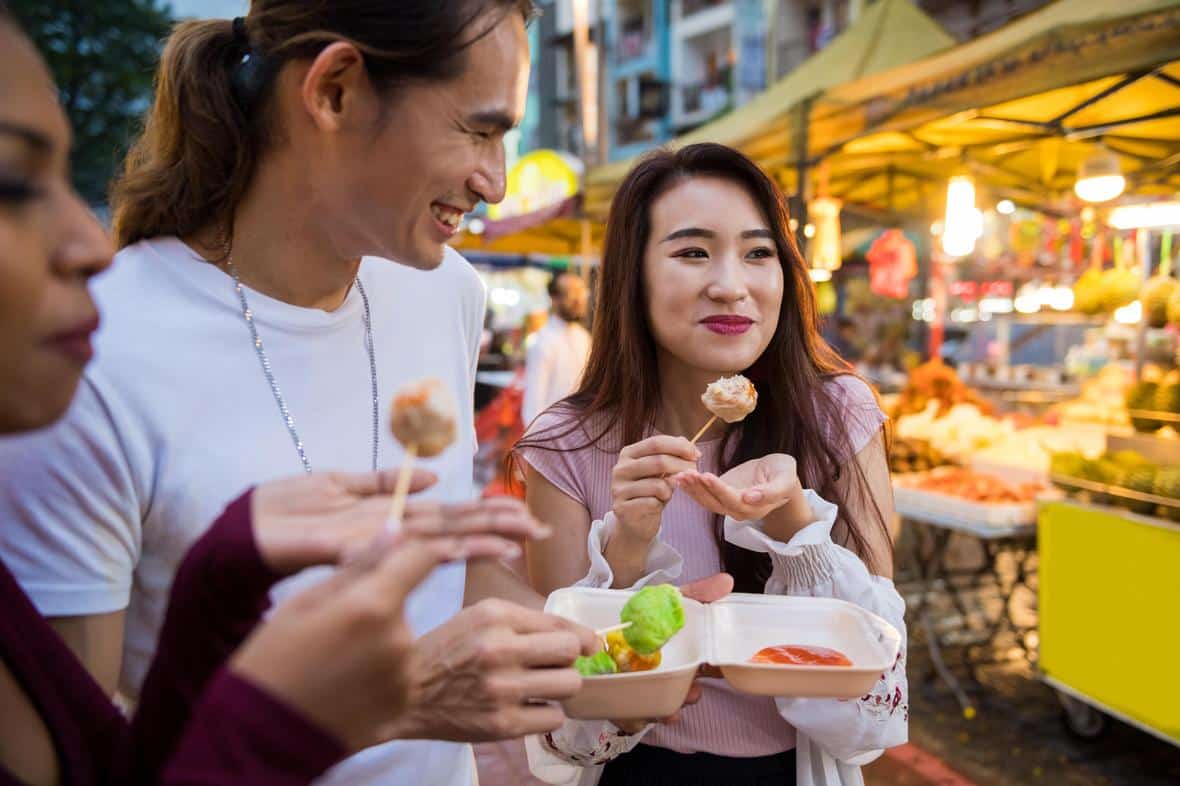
[0, 3, 602, 786]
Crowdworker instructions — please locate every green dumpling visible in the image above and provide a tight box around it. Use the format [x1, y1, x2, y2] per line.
[621, 584, 685, 656]
[575, 650, 618, 676]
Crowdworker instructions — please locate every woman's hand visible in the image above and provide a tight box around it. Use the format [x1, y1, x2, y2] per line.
[673, 454, 814, 541]
[250, 470, 551, 575]
[606, 436, 699, 587]
[610, 436, 700, 546]
[230, 529, 526, 753]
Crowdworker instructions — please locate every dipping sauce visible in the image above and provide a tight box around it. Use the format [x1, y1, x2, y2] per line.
[749, 645, 852, 667]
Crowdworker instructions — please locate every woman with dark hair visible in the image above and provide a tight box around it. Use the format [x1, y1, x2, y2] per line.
[516, 144, 907, 786]
[0, 3, 598, 786]
[0, 6, 588, 785]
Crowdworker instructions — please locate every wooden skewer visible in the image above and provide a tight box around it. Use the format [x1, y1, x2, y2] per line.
[386, 443, 419, 532]
[688, 415, 717, 446]
[594, 621, 633, 638]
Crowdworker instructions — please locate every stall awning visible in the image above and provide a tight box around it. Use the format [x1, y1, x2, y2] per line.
[584, 0, 956, 218]
[806, 0, 1180, 215]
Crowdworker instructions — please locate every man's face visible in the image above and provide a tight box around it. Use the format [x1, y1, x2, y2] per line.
[553, 274, 588, 322]
[326, 11, 531, 269]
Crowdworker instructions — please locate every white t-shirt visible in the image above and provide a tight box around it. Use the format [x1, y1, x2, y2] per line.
[521, 315, 591, 425]
[0, 237, 486, 786]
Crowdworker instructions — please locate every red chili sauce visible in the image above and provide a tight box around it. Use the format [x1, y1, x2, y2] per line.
[749, 644, 852, 666]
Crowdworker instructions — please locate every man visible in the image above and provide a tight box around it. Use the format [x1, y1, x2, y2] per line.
[522, 271, 592, 424]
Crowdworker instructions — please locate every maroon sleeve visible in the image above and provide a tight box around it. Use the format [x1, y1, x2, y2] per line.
[130, 488, 286, 785]
[158, 669, 344, 786]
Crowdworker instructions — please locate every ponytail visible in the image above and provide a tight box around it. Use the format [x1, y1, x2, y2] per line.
[112, 1, 537, 251]
[111, 19, 266, 251]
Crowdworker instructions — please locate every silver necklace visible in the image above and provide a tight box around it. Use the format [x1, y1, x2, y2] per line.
[224, 256, 379, 473]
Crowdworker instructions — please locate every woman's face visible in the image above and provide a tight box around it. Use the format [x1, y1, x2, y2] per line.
[0, 25, 113, 432]
[643, 176, 784, 378]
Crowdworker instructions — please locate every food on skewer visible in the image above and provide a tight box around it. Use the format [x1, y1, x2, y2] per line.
[605, 630, 661, 672]
[690, 375, 758, 444]
[574, 585, 685, 676]
[701, 375, 758, 424]
[574, 650, 619, 676]
[390, 378, 458, 458]
[620, 584, 685, 655]
[749, 644, 852, 667]
[387, 378, 458, 528]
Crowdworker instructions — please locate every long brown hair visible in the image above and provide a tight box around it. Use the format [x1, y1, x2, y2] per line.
[110, 0, 535, 250]
[516, 143, 890, 589]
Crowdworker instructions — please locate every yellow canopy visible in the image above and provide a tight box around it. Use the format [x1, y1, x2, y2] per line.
[585, 0, 956, 218]
[451, 217, 605, 256]
[811, 0, 1180, 215]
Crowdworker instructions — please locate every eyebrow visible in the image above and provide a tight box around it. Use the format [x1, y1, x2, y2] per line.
[0, 121, 52, 153]
[661, 227, 773, 242]
[467, 110, 518, 134]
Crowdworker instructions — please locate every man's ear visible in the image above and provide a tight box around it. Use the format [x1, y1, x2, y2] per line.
[300, 41, 368, 132]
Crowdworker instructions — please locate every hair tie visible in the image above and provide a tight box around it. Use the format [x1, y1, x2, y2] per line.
[231, 16, 249, 50]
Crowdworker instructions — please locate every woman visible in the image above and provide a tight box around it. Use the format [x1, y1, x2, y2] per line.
[516, 144, 907, 786]
[0, 5, 582, 785]
[0, 3, 586, 785]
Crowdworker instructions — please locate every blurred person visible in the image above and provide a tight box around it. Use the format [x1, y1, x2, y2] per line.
[0, 3, 603, 786]
[522, 271, 591, 424]
[0, 6, 590, 785]
[515, 145, 907, 786]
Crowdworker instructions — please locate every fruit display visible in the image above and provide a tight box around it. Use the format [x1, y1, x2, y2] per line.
[892, 359, 992, 419]
[889, 437, 950, 474]
[1143, 274, 1178, 328]
[895, 401, 1012, 459]
[896, 467, 1043, 504]
[1072, 268, 1105, 315]
[1124, 369, 1180, 433]
[970, 424, 1107, 482]
[1047, 447, 1180, 520]
[1100, 267, 1140, 313]
[1049, 365, 1131, 427]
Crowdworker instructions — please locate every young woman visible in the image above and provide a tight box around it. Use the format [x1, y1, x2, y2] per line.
[0, 3, 597, 785]
[516, 144, 907, 786]
[0, 6, 587, 785]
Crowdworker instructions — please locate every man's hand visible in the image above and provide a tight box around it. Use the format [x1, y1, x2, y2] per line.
[388, 599, 599, 742]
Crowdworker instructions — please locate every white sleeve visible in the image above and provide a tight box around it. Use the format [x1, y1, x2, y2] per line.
[724, 491, 909, 765]
[0, 377, 145, 616]
[522, 335, 552, 427]
[466, 271, 488, 454]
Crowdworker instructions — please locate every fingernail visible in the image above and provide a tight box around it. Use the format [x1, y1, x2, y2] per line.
[745, 490, 764, 503]
[502, 543, 522, 560]
[534, 524, 553, 539]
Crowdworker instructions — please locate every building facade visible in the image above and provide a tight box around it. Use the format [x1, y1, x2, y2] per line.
[521, 0, 1055, 165]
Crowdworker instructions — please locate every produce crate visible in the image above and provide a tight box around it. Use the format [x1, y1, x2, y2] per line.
[1048, 474, 1180, 516]
[893, 474, 1043, 528]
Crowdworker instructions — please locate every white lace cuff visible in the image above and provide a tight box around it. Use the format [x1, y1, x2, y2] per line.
[575, 511, 684, 589]
[723, 490, 841, 592]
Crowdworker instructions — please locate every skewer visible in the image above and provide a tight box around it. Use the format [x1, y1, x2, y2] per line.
[688, 415, 717, 446]
[386, 443, 419, 531]
[594, 621, 633, 638]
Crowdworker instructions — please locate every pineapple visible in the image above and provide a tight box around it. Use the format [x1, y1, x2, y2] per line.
[1123, 464, 1158, 515]
[1152, 466, 1180, 521]
[1126, 381, 1161, 432]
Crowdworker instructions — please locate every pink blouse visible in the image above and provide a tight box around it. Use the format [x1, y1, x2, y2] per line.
[517, 375, 886, 758]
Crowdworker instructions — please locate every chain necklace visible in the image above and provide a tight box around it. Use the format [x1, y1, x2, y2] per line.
[224, 256, 379, 473]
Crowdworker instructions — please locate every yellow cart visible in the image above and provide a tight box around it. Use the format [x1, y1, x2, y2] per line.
[1038, 501, 1180, 745]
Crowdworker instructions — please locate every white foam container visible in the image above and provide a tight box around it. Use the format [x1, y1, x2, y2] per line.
[546, 587, 901, 720]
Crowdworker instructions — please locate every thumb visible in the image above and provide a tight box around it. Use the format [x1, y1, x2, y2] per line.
[333, 467, 439, 497]
[680, 572, 734, 604]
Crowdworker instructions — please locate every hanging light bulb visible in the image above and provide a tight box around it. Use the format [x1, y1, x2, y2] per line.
[809, 196, 842, 273]
[941, 175, 982, 257]
[1074, 147, 1125, 203]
